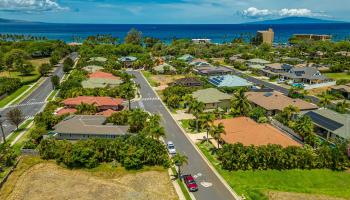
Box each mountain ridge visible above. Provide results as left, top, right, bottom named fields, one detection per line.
left=246, top=17, right=347, bottom=24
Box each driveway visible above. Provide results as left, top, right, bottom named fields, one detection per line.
left=129, top=71, right=238, bottom=200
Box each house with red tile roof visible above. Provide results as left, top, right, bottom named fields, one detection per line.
left=62, top=96, right=124, bottom=111
left=214, top=117, right=301, bottom=147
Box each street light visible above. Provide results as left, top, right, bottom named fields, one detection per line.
left=0, top=114, right=6, bottom=143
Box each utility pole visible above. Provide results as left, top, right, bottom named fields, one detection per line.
left=0, top=115, right=6, bottom=143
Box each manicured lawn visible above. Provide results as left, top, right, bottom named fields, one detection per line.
left=197, top=142, right=350, bottom=200
left=325, top=73, right=350, bottom=80
left=47, top=89, right=59, bottom=101
left=0, top=85, right=30, bottom=108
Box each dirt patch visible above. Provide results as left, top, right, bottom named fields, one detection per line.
left=307, top=86, right=330, bottom=96
left=268, top=191, right=345, bottom=200
left=1, top=162, right=177, bottom=200
left=151, top=75, right=185, bottom=86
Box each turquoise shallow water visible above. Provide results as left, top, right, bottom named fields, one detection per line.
left=1, top=23, right=350, bottom=43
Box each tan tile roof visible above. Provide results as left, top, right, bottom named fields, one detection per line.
left=214, top=117, right=301, bottom=147
left=245, top=91, right=318, bottom=111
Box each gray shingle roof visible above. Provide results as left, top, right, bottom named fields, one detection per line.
left=53, top=115, right=129, bottom=135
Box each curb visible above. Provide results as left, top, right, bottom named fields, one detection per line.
left=138, top=70, right=242, bottom=200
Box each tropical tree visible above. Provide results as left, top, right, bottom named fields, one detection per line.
left=188, top=100, right=205, bottom=132
left=335, top=100, right=350, bottom=114
left=51, top=75, right=60, bottom=89
left=6, top=108, right=24, bottom=130
left=142, top=114, right=165, bottom=140
left=318, top=92, right=332, bottom=108
left=124, top=28, right=143, bottom=45
left=76, top=103, right=98, bottom=115
left=120, top=81, right=137, bottom=110
left=231, top=88, right=251, bottom=116
left=276, top=105, right=300, bottom=125
left=293, top=115, right=314, bottom=138
left=16, top=61, right=35, bottom=76
left=63, top=57, right=74, bottom=73
left=210, top=123, right=226, bottom=149
left=4, top=49, right=29, bottom=76
left=200, top=113, right=215, bottom=142
left=182, top=94, right=193, bottom=109
left=172, top=153, right=188, bottom=179
left=38, top=63, right=52, bottom=76
left=127, top=108, right=149, bottom=133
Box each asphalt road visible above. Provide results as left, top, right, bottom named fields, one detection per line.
left=231, top=69, right=320, bottom=104
left=129, top=71, right=237, bottom=200
left=0, top=52, right=78, bottom=139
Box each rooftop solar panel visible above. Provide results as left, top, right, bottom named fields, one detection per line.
left=305, top=111, right=344, bottom=131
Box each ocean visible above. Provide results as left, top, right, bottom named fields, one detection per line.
left=1, top=23, right=350, bottom=43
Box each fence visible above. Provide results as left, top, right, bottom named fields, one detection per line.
left=270, top=118, right=303, bottom=143
left=304, top=81, right=336, bottom=90
left=21, top=149, right=39, bottom=156
left=0, top=158, right=20, bottom=189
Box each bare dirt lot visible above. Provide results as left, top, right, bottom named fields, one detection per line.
left=268, top=191, right=346, bottom=200
left=0, top=157, right=177, bottom=200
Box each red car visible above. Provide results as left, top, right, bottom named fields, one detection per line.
left=183, top=174, right=198, bottom=192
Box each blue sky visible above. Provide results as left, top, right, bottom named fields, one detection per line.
left=0, top=0, right=350, bottom=24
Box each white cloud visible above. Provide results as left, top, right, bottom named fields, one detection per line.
left=279, top=8, right=325, bottom=17
left=241, top=7, right=328, bottom=19
left=0, top=0, right=67, bottom=12
left=242, top=7, right=272, bottom=18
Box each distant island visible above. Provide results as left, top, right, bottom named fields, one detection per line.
left=247, top=17, right=347, bottom=25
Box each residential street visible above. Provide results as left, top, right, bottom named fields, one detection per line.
left=0, top=52, right=78, bottom=139
left=129, top=71, right=238, bottom=200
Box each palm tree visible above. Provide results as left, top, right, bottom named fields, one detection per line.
left=182, top=94, right=193, bottom=110
left=283, top=105, right=300, bottom=121
left=76, top=103, right=98, bottom=115
left=210, top=123, right=226, bottom=149
left=120, top=81, right=137, bottom=110
left=188, top=100, right=205, bottom=132
left=318, top=92, right=332, bottom=108
left=231, top=88, right=251, bottom=116
left=335, top=100, right=350, bottom=114
left=172, top=153, right=188, bottom=179
left=142, top=114, right=165, bottom=139
left=200, top=113, right=215, bottom=142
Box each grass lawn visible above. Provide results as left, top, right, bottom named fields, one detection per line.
left=0, top=85, right=30, bottom=108
left=171, top=167, right=191, bottom=200
left=197, top=142, right=350, bottom=200
left=0, top=58, right=48, bottom=83
left=142, top=71, right=160, bottom=87
left=47, top=89, right=59, bottom=101
left=325, top=73, right=350, bottom=80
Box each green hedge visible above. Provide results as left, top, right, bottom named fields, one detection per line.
left=38, top=136, right=170, bottom=169
left=217, top=143, right=350, bottom=171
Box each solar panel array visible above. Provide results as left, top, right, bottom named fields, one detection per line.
left=305, top=111, right=344, bottom=131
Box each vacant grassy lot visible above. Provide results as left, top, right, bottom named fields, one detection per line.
left=325, top=73, right=350, bottom=80
left=142, top=71, right=185, bottom=87
left=197, top=142, right=350, bottom=200
left=0, top=156, right=178, bottom=200
left=0, top=58, right=48, bottom=83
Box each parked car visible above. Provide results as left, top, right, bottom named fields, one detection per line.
left=183, top=174, right=198, bottom=192
left=167, top=141, right=176, bottom=155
